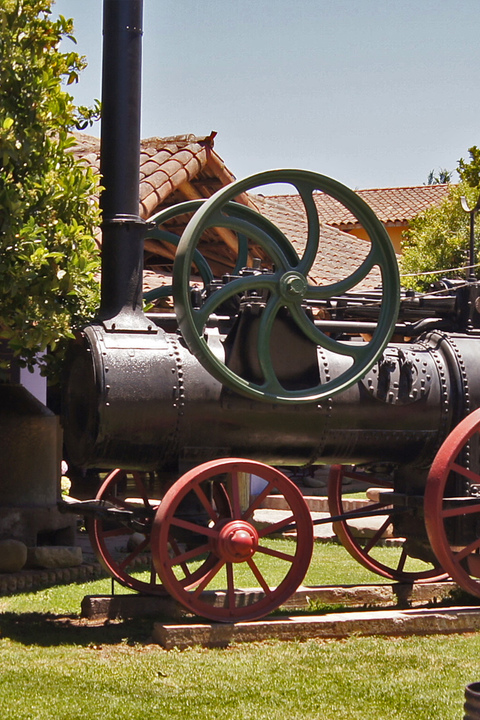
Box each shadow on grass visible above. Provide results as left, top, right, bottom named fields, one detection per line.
left=0, top=611, right=156, bottom=647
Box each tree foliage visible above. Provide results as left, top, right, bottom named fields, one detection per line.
left=401, top=148, right=480, bottom=291
left=0, top=0, right=100, bottom=375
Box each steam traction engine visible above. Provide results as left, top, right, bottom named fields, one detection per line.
left=62, top=0, right=480, bottom=621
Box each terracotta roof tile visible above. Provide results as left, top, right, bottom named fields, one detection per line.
left=269, top=184, right=451, bottom=229
left=71, top=132, right=218, bottom=219
left=253, top=195, right=389, bottom=290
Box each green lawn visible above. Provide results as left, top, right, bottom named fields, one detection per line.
left=0, top=540, right=478, bottom=719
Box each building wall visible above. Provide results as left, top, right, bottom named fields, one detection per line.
left=345, top=225, right=406, bottom=254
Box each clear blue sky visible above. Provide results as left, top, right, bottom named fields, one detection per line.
left=53, top=0, right=480, bottom=190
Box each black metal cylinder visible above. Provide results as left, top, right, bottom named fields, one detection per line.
left=464, top=682, right=480, bottom=720
left=99, top=0, right=145, bottom=319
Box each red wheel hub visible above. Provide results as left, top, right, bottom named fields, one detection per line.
left=216, top=521, right=258, bottom=563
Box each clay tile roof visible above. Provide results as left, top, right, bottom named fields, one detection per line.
left=253, top=195, right=388, bottom=290
left=269, top=184, right=452, bottom=229
left=71, top=131, right=232, bottom=220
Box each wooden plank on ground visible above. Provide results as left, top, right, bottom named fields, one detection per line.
left=153, top=606, right=480, bottom=649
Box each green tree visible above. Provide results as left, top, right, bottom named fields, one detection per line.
left=401, top=149, right=480, bottom=291
left=0, top=0, right=100, bottom=376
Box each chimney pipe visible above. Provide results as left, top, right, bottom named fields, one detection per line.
left=98, top=0, right=150, bottom=331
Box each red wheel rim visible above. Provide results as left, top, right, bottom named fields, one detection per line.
left=151, top=458, right=313, bottom=622
left=425, top=409, right=480, bottom=597
left=328, top=465, right=446, bottom=582
left=88, top=469, right=165, bottom=594
left=89, top=469, right=228, bottom=594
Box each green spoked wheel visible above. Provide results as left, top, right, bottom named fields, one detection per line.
left=173, top=169, right=400, bottom=404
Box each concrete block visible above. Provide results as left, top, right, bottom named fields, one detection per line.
left=26, top=545, right=83, bottom=569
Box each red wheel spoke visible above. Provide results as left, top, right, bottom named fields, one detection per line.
left=247, top=557, right=272, bottom=595
left=363, top=516, right=392, bottom=553
left=449, top=462, right=480, bottom=485
left=119, top=536, right=149, bottom=570
left=330, top=464, right=446, bottom=582
left=226, top=563, right=236, bottom=610
left=454, top=537, right=480, bottom=563
left=151, top=459, right=313, bottom=621
left=258, top=514, right=296, bottom=538
left=168, top=542, right=212, bottom=567
left=89, top=469, right=166, bottom=596
left=133, top=473, right=152, bottom=508
left=170, top=517, right=218, bottom=538
left=395, top=546, right=408, bottom=573
left=193, top=483, right=219, bottom=523
left=192, top=559, right=225, bottom=598
left=230, top=470, right=242, bottom=519
left=242, top=481, right=275, bottom=521
left=257, top=544, right=295, bottom=563
left=167, top=536, right=193, bottom=578
left=441, top=500, right=480, bottom=519
left=424, top=408, right=480, bottom=598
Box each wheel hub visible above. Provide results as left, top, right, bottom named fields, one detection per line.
left=279, top=271, right=308, bottom=302
left=216, top=520, right=259, bottom=563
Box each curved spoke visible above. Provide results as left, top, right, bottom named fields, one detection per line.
left=192, top=273, right=278, bottom=333
left=223, top=204, right=300, bottom=267
left=294, top=181, right=320, bottom=275
left=256, top=295, right=285, bottom=389
left=289, top=302, right=372, bottom=360
left=206, top=210, right=294, bottom=271
left=305, top=245, right=378, bottom=300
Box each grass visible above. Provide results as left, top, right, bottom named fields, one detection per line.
left=0, top=542, right=478, bottom=719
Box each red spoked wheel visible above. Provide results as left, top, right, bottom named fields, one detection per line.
left=328, top=465, right=446, bottom=582
left=151, top=458, right=313, bottom=622
left=88, top=469, right=164, bottom=594
left=425, top=409, right=480, bottom=598
left=89, top=469, right=229, bottom=595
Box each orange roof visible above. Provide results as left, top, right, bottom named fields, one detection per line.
left=73, top=132, right=396, bottom=293
left=71, top=131, right=237, bottom=219
left=253, top=195, right=387, bottom=290
left=269, top=184, right=452, bottom=229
